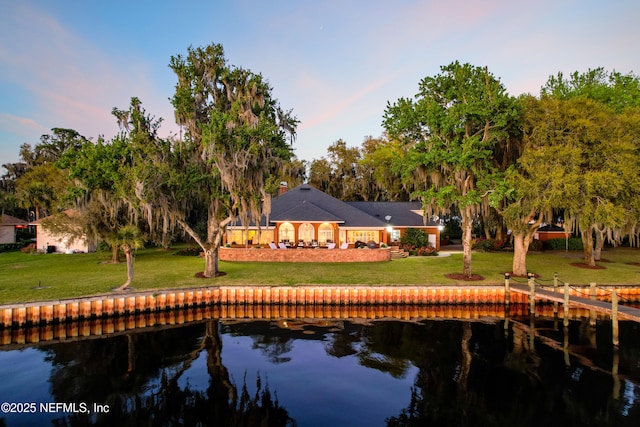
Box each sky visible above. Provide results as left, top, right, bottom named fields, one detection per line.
left=1, top=0, right=639, bottom=172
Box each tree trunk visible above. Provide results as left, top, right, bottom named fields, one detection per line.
left=111, top=244, right=121, bottom=263
left=594, top=227, right=606, bottom=261
left=581, top=226, right=596, bottom=267
left=495, top=225, right=507, bottom=244
left=461, top=208, right=473, bottom=277
left=511, top=233, right=529, bottom=277
left=175, top=214, right=228, bottom=278
left=161, top=210, right=172, bottom=250
left=203, top=247, right=219, bottom=278
left=115, top=245, right=134, bottom=291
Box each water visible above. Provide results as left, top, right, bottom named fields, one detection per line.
left=1, top=307, right=640, bottom=426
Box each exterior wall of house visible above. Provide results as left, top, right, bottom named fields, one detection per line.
left=535, top=231, right=569, bottom=242
left=226, top=224, right=442, bottom=250
left=219, top=247, right=391, bottom=262
left=227, top=229, right=274, bottom=245
left=274, top=222, right=341, bottom=246
left=0, top=226, right=15, bottom=244
left=36, top=225, right=95, bottom=253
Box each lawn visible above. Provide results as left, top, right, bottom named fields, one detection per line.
left=0, top=246, right=638, bottom=305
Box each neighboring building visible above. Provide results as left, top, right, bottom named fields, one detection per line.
left=225, top=184, right=441, bottom=250
left=0, top=214, right=28, bottom=244
left=34, top=210, right=97, bottom=253
left=535, top=224, right=569, bottom=242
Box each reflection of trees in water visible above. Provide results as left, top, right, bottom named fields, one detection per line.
left=250, top=335, right=293, bottom=364
left=42, top=320, right=295, bottom=426
left=36, top=317, right=640, bottom=426
left=385, top=320, right=640, bottom=427
left=324, top=322, right=413, bottom=379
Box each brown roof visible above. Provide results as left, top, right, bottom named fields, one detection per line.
left=0, top=214, right=28, bottom=226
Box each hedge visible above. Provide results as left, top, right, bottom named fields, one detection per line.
left=544, top=237, right=584, bottom=251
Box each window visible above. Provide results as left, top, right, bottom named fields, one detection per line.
left=391, top=229, right=401, bottom=242
left=318, top=223, right=333, bottom=245
left=299, top=223, right=314, bottom=244
left=278, top=222, right=294, bottom=243
left=227, top=229, right=274, bottom=245
left=348, top=230, right=378, bottom=243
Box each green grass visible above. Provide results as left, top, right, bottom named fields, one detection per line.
left=0, top=246, right=638, bottom=304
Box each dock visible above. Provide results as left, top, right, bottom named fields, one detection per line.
left=509, top=284, right=640, bottom=322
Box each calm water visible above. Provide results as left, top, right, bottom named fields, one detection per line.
left=1, top=307, right=640, bottom=426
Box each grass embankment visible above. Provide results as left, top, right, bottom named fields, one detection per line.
left=0, top=246, right=638, bottom=305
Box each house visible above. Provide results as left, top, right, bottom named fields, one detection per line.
left=34, top=210, right=97, bottom=253
left=0, top=214, right=28, bottom=244
left=534, top=224, right=570, bottom=242
left=225, top=183, right=441, bottom=250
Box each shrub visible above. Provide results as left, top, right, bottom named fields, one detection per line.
left=544, top=237, right=583, bottom=251
left=415, top=246, right=438, bottom=256
left=0, top=242, right=27, bottom=253
left=401, top=228, right=430, bottom=248
left=528, top=239, right=543, bottom=252
left=471, top=238, right=505, bottom=252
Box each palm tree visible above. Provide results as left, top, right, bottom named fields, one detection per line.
left=113, top=225, right=145, bottom=291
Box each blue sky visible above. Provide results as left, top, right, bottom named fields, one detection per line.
left=2, top=0, right=639, bottom=171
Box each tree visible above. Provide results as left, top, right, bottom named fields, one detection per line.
left=58, top=137, right=136, bottom=263
left=8, top=129, right=86, bottom=221
left=384, top=61, right=519, bottom=278
left=113, top=225, right=145, bottom=291
left=359, top=135, right=412, bottom=201
left=113, top=98, right=178, bottom=250
left=541, top=69, right=640, bottom=264
left=308, top=157, right=333, bottom=194
left=138, top=42, right=297, bottom=278
left=15, top=162, right=68, bottom=220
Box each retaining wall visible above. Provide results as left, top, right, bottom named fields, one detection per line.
left=1, top=285, right=639, bottom=329
left=219, top=247, right=391, bottom=262
left=1, top=303, right=608, bottom=348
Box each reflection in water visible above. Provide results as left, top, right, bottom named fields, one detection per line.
left=0, top=310, right=639, bottom=426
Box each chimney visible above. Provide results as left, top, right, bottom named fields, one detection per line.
left=279, top=181, right=288, bottom=195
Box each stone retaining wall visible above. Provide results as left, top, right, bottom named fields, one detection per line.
left=219, top=247, right=391, bottom=262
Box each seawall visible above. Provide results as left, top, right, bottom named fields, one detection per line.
left=2, top=284, right=639, bottom=328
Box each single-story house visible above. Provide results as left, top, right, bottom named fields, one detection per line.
left=534, top=224, right=570, bottom=242
left=0, top=214, right=28, bottom=244
left=34, top=210, right=97, bottom=253
left=225, top=183, right=442, bottom=250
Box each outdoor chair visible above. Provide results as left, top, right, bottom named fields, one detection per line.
left=278, top=242, right=288, bottom=249
left=269, top=242, right=278, bottom=249
left=339, top=242, right=349, bottom=249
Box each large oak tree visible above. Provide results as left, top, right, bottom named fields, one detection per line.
left=384, top=62, right=519, bottom=278
left=135, top=43, right=297, bottom=278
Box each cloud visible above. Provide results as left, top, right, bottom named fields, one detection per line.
left=0, top=113, right=49, bottom=136
left=0, top=3, right=168, bottom=143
